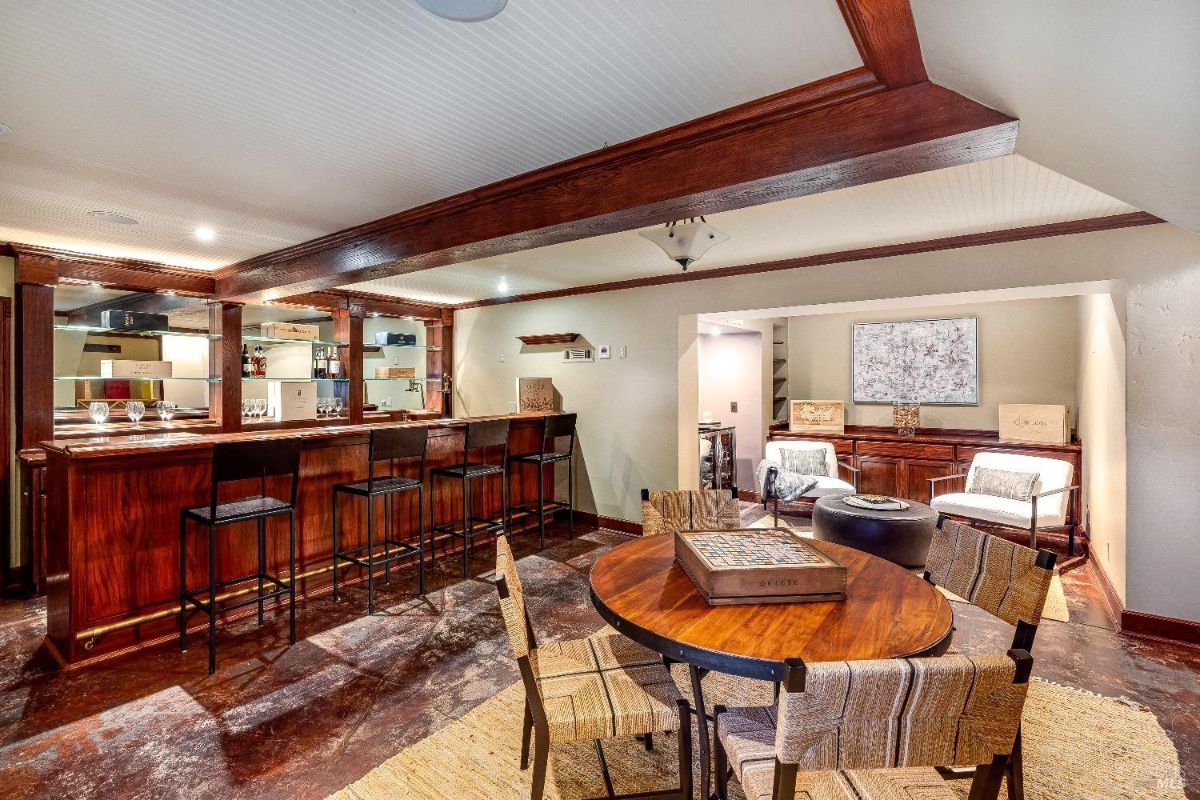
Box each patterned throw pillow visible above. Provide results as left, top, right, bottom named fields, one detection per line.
left=779, top=446, right=828, bottom=477
left=968, top=467, right=1040, bottom=502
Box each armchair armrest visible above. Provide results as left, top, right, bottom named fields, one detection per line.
left=927, top=472, right=969, bottom=503
left=836, top=460, right=859, bottom=492
left=1032, top=483, right=1080, bottom=500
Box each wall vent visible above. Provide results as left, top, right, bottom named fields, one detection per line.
left=562, top=348, right=594, bottom=363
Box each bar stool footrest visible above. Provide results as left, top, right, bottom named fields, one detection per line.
left=334, top=541, right=422, bottom=569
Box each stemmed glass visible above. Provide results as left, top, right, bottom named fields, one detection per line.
left=126, top=401, right=146, bottom=427
left=316, top=398, right=330, bottom=418
left=156, top=401, right=177, bottom=422
left=333, top=397, right=344, bottom=418
left=88, top=401, right=110, bottom=426
left=256, top=399, right=269, bottom=419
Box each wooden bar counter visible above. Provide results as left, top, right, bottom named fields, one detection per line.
left=40, top=413, right=550, bottom=666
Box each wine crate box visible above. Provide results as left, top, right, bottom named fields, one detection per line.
left=998, top=404, right=1071, bottom=445
left=100, top=360, right=173, bottom=378
left=789, top=400, right=845, bottom=434
left=100, top=310, right=169, bottom=331
left=260, top=322, right=320, bottom=341
left=268, top=380, right=318, bottom=421
left=374, top=366, right=416, bottom=378
left=374, top=332, right=418, bottom=346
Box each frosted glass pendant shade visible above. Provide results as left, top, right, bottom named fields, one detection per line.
left=639, top=220, right=730, bottom=270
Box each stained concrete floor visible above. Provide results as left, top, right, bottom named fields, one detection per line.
left=1, top=517, right=1198, bottom=799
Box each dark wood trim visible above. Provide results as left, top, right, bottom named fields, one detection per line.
left=65, top=291, right=209, bottom=325
left=208, top=302, right=242, bottom=433
left=8, top=243, right=214, bottom=296
left=571, top=510, right=641, bottom=537
left=1121, top=610, right=1200, bottom=648
left=16, top=283, right=54, bottom=449
left=1089, top=556, right=1125, bottom=631
left=837, top=0, right=927, bottom=87
left=455, top=212, right=1164, bottom=309
left=516, top=333, right=580, bottom=346
left=333, top=309, right=365, bottom=425
left=0, top=298, right=12, bottom=593
left=216, top=80, right=1015, bottom=300
left=274, top=289, right=443, bottom=321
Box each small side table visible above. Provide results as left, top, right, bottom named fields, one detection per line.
left=812, top=494, right=938, bottom=568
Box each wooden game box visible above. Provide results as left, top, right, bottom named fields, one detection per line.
left=673, top=528, right=847, bottom=606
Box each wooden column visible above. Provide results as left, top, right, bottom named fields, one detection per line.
left=425, top=309, right=454, bottom=418
left=334, top=308, right=364, bottom=424
left=208, top=302, right=242, bottom=432
left=15, top=254, right=57, bottom=450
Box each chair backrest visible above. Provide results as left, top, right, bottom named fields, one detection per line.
left=210, top=438, right=303, bottom=513
left=775, top=650, right=1030, bottom=775
left=764, top=440, right=837, bottom=477
left=542, top=412, right=577, bottom=454
left=367, top=425, right=428, bottom=487
left=926, top=519, right=1055, bottom=639
left=465, top=418, right=511, bottom=450
left=640, top=489, right=740, bottom=537
left=967, top=451, right=1074, bottom=519
left=495, top=535, right=533, bottom=658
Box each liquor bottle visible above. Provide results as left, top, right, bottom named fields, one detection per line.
left=242, top=344, right=252, bottom=378
left=253, top=345, right=266, bottom=377
left=315, top=347, right=328, bottom=379
left=328, top=347, right=342, bottom=378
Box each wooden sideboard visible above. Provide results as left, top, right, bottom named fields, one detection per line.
left=767, top=424, right=1083, bottom=531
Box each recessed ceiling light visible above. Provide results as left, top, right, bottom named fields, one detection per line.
left=88, top=210, right=139, bottom=225
left=416, top=0, right=507, bottom=22
left=497, top=277, right=510, bottom=294
left=0, top=123, right=13, bottom=138
left=194, top=226, right=216, bottom=242
left=371, top=312, right=381, bottom=318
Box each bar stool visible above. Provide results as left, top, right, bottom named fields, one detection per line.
left=430, top=418, right=510, bottom=577
left=179, top=438, right=302, bottom=674
left=507, top=412, right=577, bottom=549
left=331, top=425, right=428, bottom=613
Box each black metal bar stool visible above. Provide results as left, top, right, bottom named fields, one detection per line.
left=179, top=438, right=302, bottom=674
left=429, top=418, right=510, bottom=577
left=506, top=412, right=577, bottom=549
left=331, top=425, right=429, bottom=613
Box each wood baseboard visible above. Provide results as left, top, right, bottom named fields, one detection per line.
left=1120, top=610, right=1200, bottom=648
left=570, top=510, right=641, bottom=536
left=1088, top=557, right=1125, bottom=630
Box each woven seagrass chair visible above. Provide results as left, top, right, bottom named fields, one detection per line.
left=495, top=535, right=693, bottom=800
left=922, top=517, right=1056, bottom=800
left=640, top=488, right=741, bottom=537
left=713, top=649, right=1033, bottom=800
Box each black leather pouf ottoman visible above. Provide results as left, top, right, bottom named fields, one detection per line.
left=811, top=494, right=938, bottom=568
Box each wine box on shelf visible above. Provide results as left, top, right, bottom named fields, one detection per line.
left=673, top=528, right=847, bottom=606
left=100, top=310, right=169, bottom=331
left=99, top=360, right=174, bottom=378
left=374, top=366, right=416, bottom=379
left=260, top=322, right=320, bottom=341
left=998, top=403, right=1071, bottom=445
left=267, top=380, right=317, bottom=421
left=374, top=332, right=417, bottom=346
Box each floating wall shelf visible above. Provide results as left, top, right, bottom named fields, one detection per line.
left=516, top=333, right=580, bottom=346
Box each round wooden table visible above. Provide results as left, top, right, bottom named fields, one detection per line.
left=589, top=533, right=954, bottom=800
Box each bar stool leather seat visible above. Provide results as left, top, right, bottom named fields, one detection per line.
left=434, top=462, right=505, bottom=478
left=336, top=475, right=423, bottom=496
left=183, top=496, right=293, bottom=524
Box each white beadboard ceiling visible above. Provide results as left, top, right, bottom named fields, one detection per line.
left=0, top=0, right=860, bottom=270
left=346, top=154, right=1141, bottom=304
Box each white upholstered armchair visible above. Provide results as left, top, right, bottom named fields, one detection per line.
left=762, top=439, right=859, bottom=524
left=929, top=451, right=1080, bottom=555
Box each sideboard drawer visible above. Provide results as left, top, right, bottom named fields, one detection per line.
left=856, top=440, right=955, bottom=461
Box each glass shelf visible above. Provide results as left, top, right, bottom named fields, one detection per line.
left=55, top=375, right=221, bottom=382
left=365, top=343, right=441, bottom=351
left=364, top=377, right=442, bottom=382
left=243, top=335, right=349, bottom=347
left=54, top=323, right=219, bottom=339
left=240, top=376, right=350, bottom=382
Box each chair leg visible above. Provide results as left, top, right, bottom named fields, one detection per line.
left=384, top=492, right=392, bottom=586
left=207, top=522, right=217, bottom=675
left=1029, top=522, right=1037, bottom=550
left=1068, top=523, right=1076, bottom=557
left=530, top=729, right=550, bottom=800
left=714, top=704, right=729, bottom=800
left=257, top=517, right=265, bottom=626
left=179, top=515, right=188, bottom=652
left=501, top=465, right=509, bottom=536
left=967, top=754, right=1008, bottom=800
left=417, top=485, right=426, bottom=596
left=678, top=699, right=693, bottom=800
left=288, top=511, right=297, bottom=645
left=520, top=700, right=533, bottom=770
left=1006, top=727, right=1025, bottom=800
left=429, top=477, right=437, bottom=568
left=367, top=492, right=376, bottom=614
left=536, top=463, right=545, bottom=551
left=462, top=477, right=471, bottom=578
left=643, top=731, right=653, bottom=751
left=567, top=458, right=574, bottom=540
left=331, top=492, right=341, bottom=602
left=690, top=665, right=711, bottom=800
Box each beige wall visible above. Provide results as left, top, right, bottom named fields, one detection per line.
left=699, top=331, right=762, bottom=488
left=455, top=222, right=1200, bottom=622
left=786, top=297, right=1079, bottom=430
left=1076, top=289, right=1128, bottom=602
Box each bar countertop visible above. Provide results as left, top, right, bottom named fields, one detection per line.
left=39, top=412, right=547, bottom=460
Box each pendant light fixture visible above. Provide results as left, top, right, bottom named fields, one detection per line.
left=639, top=217, right=729, bottom=271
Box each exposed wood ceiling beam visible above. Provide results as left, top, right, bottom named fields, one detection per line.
left=454, top=213, right=1164, bottom=310
left=64, top=292, right=207, bottom=324
left=8, top=243, right=216, bottom=295
left=836, top=0, right=927, bottom=87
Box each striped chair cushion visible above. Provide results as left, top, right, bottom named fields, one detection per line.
left=539, top=663, right=682, bottom=744
left=779, top=447, right=829, bottom=477
left=967, top=466, right=1040, bottom=502
left=926, top=519, right=1053, bottom=626
left=641, top=489, right=740, bottom=537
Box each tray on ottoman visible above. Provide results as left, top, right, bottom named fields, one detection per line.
left=673, top=528, right=847, bottom=606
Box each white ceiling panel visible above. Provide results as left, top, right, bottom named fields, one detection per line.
left=0, top=0, right=860, bottom=269
left=347, top=154, right=1141, bottom=304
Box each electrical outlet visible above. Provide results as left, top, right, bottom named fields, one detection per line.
left=507, top=401, right=517, bottom=413
left=499, top=352, right=505, bottom=363
left=730, top=401, right=738, bottom=413
left=617, top=345, right=627, bottom=359
left=598, top=344, right=611, bottom=359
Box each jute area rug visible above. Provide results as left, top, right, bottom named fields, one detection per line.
left=331, top=665, right=1185, bottom=800
left=747, top=515, right=1070, bottom=623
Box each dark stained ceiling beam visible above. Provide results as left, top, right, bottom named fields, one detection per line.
left=64, top=291, right=208, bottom=325
left=837, top=0, right=928, bottom=87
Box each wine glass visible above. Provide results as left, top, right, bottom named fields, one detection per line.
left=317, top=398, right=329, bottom=418
left=333, top=397, right=344, bottom=417
left=156, top=401, right=177, bottom=422
left=88, top=401, right=110, bottom=426
left=126, top=401, right=145, bottom=427
left=242, top=399, right=253, bottom=420
left=256, top=398, right=269, bottom=419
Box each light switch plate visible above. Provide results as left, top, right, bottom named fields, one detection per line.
left=730, top=401, right=738, bottom=413
left=598, top=344, right=611, bottom=359
left=499, top=353, right=506, bottom=363
left=507, top=401, right=517, bottom=413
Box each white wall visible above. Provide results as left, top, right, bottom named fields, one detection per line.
left=455, top=222, right=1200, bottom=622
left=1076, top=289, right=1128, bottom=602
left=785, top=297, right=1078, bottom=430
left=698, top=331, right=762, bottom=488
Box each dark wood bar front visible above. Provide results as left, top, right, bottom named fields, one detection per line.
left=41, top=413, right=551, bottom=666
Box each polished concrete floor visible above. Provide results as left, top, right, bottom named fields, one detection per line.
left=1, top=516, right=1198, bottom=799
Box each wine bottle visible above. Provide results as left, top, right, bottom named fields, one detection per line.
left=253, top=345, right=265, bottom=377
left=242, top=344, right=252, bottom=378
left=315, top=347, right=328, bottom=379
left=328, top=347, right=341, bottom=377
